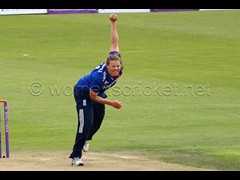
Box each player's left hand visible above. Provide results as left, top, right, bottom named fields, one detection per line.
left=109, top=14, right=117, bottom=22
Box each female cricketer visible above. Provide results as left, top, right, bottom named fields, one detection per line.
left=69, top=14, right=123, bottom=166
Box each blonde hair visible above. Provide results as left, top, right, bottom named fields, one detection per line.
left=106, top=54, right=124, bottom=70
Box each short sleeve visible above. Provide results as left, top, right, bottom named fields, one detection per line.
left=109, top=51, right=120, bottom=55
left=90, top=79, right=102, bottom=93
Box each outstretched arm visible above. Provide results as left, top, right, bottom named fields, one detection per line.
left=88, top=14, right=123, bottom=110
left=109, top=14, right=119, bottom=52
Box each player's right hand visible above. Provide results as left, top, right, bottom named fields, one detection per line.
left=112, top=100, right=122, bottom=109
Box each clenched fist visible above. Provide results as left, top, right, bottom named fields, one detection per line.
left=109, top=14, right=117, bottom=22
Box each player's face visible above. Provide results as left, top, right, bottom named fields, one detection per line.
left=106, top=60, right=121, bottom=77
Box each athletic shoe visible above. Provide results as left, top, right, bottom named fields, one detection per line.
left=83, top=141, right=90, bottom=152
left=72, top=157, right=84, bottom=166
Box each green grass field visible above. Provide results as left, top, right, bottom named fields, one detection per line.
left=0, top=10, right=240, bottom=170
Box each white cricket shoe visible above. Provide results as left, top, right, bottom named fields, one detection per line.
left=83, top=141, right=90, bottom=152
left=72, top=157, right=84, bottom=166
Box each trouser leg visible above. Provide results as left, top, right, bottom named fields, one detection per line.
left=87, top=101, right=105, bottom=141
left=69, top=88, right=93, bottom=159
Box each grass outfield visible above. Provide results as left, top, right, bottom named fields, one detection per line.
left=0, top=10, right=240, bottom=170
